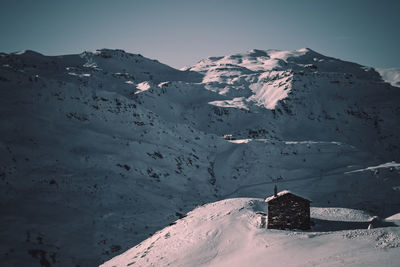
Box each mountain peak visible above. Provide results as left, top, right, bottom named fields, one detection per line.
left=10, top=50, right=45, bottom=58
left=80, top=48, right=145, bottom=59
left=247, top=49, right=269, bottom=57
left=297, top=47, right=312, bottom=52
left=12, top=49, right=42, bottom=55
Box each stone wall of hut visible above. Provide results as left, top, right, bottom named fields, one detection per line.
left=267, top=194, right=310, bottom=230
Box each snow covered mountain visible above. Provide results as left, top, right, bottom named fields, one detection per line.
left=0, top=48, right=399, bottom=267
left=184, top=48, right=380, bottom=109
left=184, top=48, right=400, bottom=159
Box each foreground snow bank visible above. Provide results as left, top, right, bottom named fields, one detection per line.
left=101, top=198, right=400, bottom=267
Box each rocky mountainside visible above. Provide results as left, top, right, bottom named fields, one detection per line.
left=0, top=48, right=399, bottom=266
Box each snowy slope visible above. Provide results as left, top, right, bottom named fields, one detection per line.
left=0, top=48, right=399, bottom=267
left=102, top=198, right=400, bottom=267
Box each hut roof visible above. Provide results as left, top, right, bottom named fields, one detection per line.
left=265, top=190, right=311, bottom=203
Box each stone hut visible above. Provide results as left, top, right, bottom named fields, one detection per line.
left=265, top=189, right=311, bottom=230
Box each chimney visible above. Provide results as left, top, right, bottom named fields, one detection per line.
left=274, top=184, right=278, bottom=197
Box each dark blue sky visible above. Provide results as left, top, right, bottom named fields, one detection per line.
left=1, top=0, right=399, bottom=68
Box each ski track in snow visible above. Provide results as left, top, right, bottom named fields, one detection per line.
left=345, top=161, right=400, bottom=174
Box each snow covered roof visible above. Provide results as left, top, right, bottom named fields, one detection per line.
left=265, top=190, right=310, bottom=203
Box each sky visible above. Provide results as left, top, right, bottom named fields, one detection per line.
left=0, top=0, right=399, bottom=69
